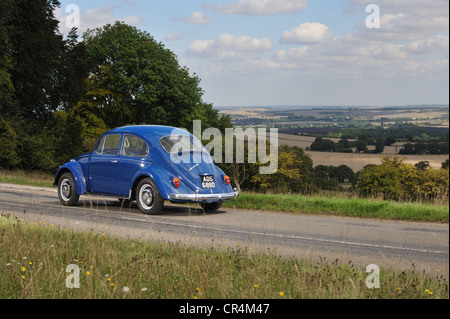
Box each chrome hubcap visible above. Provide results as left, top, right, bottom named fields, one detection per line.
left=139, top=184, right=154, bottom=210
left=60, top=179, right=71, bottom=201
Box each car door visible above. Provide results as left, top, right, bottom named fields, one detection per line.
left=116, top=134, right=150, bottom=196
left=88, top=134, right=122, bottom=194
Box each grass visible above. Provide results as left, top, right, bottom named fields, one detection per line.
left=0, top=169, right=54, bottom=188
left=0, top=216, right=448, bottom=299
left=1, top=169, right=448, bottom=222
left=223, top=193, right=449, bottom=223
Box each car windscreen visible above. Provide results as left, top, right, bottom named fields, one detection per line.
left=160, top=135, right=205, bottom=154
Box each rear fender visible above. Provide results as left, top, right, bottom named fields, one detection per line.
left=54, top=160, right=88, bottom=196
left=131, top=164, right=186, bottom=200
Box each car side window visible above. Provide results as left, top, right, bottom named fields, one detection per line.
left=94, top=134, right=122, bottom=156
left=121, top=135, right=149, bottom=157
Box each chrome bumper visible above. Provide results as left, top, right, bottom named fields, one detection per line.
left=170, top=189, right=239, bottom=202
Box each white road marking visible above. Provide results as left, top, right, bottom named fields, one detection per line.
left=118, top=216, right=447, bottom=255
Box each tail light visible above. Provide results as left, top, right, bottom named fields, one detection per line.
left=173, top=177, right=180, bottom=188
left=224, top=175, right=231, bottom=185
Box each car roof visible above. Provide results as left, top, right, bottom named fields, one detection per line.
left=105, top=125, right=191, bottom=145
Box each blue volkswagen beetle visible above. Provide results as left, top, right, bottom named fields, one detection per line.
left=54, top=125, right=239, bottom=214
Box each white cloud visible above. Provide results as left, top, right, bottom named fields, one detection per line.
left=187, top=12, right=211, bottom=24
left=408, top=35, right=449, bottom=55
left=207, top=0, right=308, bottom=16
left=187, top=33, right=273, bottom=59
left=164, top=32, right=188, bottom=41
left=56, top=6, right=146, bottom=36
left=280, top=23, right=332, bottom=43
left=368, top=43, right=408, bottom=60
left=348, top=0, right=449, bottom=17
left=274, top=47, right=309, bottom=62
left=348, top=0, right=448, bottom=42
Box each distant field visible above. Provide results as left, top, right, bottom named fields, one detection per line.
left=278, top=133, right=449, bottom=172
left=306, top=151, right=448, bottom=172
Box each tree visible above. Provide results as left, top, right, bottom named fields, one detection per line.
left=335, top=165, right=355, bottom=183
left=82, top=22, right=205, bottom=129
left=3, top=0, right=65, bottom=127
left=310, top=137, right=336, bottom=152
left=374, top=137, right=385, bottom=153
left=188, top=103, right=232, bottom=134
left=0, top=0, right=16, bottom=119
left=0, top=118, right=20, bottom=168
left=355, top=140, right=368, bottom=153
left=251, top=145, right=317, bottom=194
left=385, top=136, right=396, bottom=146
left=355, top=157, right=419, bottom=201
left=415, top=161, right=430, bottom=171
left=57, top=29, right=90, bottom=112
left=313, top=164, right=355, bottom=190
left=314, top=165, right=339, bottom=190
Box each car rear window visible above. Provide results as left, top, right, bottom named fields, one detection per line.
left=160, top=135, right=204, bottom=153
left=121, top=135, right=149, bottom=157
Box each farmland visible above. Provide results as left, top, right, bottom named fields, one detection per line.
left=220, top=105, right=449, bottom=172
left=278, top=133, right=448, bottom=172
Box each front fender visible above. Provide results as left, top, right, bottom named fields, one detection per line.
left=54, top=160, right=88, bottom=196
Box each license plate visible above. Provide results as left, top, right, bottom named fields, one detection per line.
left=201, top=175, right=215, bottom=189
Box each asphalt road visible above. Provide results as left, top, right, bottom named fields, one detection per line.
left=0, top=183, right=448, bottom=277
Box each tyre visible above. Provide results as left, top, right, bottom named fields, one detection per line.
left=201, top=201, right=223, bottom=212
left=136, top=178, right=164, bottom=215
left=58, top=172, right=80, bottom=206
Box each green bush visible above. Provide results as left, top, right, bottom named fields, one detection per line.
left=355, top=157, right=449, bottom=202
left=0, top=118, right=20, bottom=169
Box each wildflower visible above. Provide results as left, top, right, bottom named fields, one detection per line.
left=254, top=284, right=258, bottom=288
left=21, top=276, right=25, bottom=280
left=123, top=287, right=130, bottom=293
left=193, top=296, right=198, bottom=299
left=141, top=288, right=148, bottom=292
left=21, top=267, right=26, bottom=272
left=110, top=283, right=115, bottom=287
left=196, top=288, right=200, bottom=291
left=86, top=271, right=91, bottom=276
left=279, top=292, right=284, bottom=297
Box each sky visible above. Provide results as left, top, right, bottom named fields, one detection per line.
left=55, top=0, right=449, bottom=107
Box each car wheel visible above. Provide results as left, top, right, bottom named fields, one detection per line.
left=201, top=201, right=223, bottom=212
left=136, top=178, right=164, bottom=215
left=58, top=172, right=80, bottom=206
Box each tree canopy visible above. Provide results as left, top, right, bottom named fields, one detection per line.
left=0, top=2, right=230, bottom=173
left=81, top=22, right=205, bottom=129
